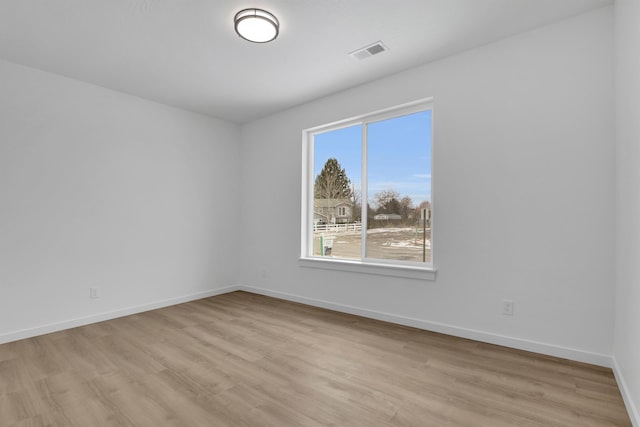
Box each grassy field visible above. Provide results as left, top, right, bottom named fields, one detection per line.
left=314, top=227, right=431, bottom=263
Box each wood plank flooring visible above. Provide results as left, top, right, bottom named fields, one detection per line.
left=0, top=291, right=632, bottom=426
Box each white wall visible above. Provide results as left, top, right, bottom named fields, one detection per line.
left=0, top=59, right=241, bottom=342
left=614, top=0, right=640, bottom=424
left=239, top=7, right=615, bottom=365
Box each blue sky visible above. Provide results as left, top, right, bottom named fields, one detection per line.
left=313, top=110, right=432, bottom=208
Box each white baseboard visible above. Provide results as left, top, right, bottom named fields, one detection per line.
left=613, top=357, right=640, bottom=427
left=2, top=284, right=629, bottom=421
left=237, top=284, right=613, bottom=368
left=0, top=283, right=613, bottom=369
left=0, top=285, right=241, bottom=345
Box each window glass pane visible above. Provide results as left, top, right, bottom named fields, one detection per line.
left=312, top=125, right=362, bottom=259
left=366, top=110, right=432, bottom=263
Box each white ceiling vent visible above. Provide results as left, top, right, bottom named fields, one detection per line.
left=349, top=41, right=389, bottom=61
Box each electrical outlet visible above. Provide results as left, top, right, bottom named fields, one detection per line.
left=90, top=287, right=100, bottom=299
left=502, top=299, right=514, bottom=316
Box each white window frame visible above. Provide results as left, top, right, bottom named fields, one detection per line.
left=300, top=98, right=436, bottom=280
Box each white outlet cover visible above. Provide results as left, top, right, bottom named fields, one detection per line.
left=502, top=300, right=514, bottom=315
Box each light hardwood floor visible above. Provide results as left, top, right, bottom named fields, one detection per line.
left=0, top=291, right=632, bottom=426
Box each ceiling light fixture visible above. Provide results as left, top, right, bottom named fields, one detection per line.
left=234, top=8, right=279, bottom=43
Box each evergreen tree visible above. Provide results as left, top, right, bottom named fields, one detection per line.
left=314, top=158, right=352, bottom=200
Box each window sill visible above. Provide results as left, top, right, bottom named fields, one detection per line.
left=298, top=257, right=436, bottom=281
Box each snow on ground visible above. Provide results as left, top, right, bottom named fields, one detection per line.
left=365, top=227, right=416, bottom=234
left=322, top=227, right=431, bottom=249
left=388, top=240, right=431, bottom=249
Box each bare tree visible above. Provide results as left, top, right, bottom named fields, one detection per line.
left=372, top=189, right=401, bottom=213
left=399, top=196, right=414, bottom=220
left=350, top=184, right=362, bottom=222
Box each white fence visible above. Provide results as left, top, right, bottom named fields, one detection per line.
left=313, top=222, right=362, bottom=233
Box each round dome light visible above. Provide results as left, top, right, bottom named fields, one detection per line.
left=234, top=8, right=279, bottom=43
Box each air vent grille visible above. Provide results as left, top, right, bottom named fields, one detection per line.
left=349, top=41, right=388, bottom=61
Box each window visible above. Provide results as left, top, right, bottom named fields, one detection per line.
left=301, top=99, right=434, bottom=279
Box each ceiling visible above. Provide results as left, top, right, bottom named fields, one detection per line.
left=0, top=0, right=612, bottom=124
